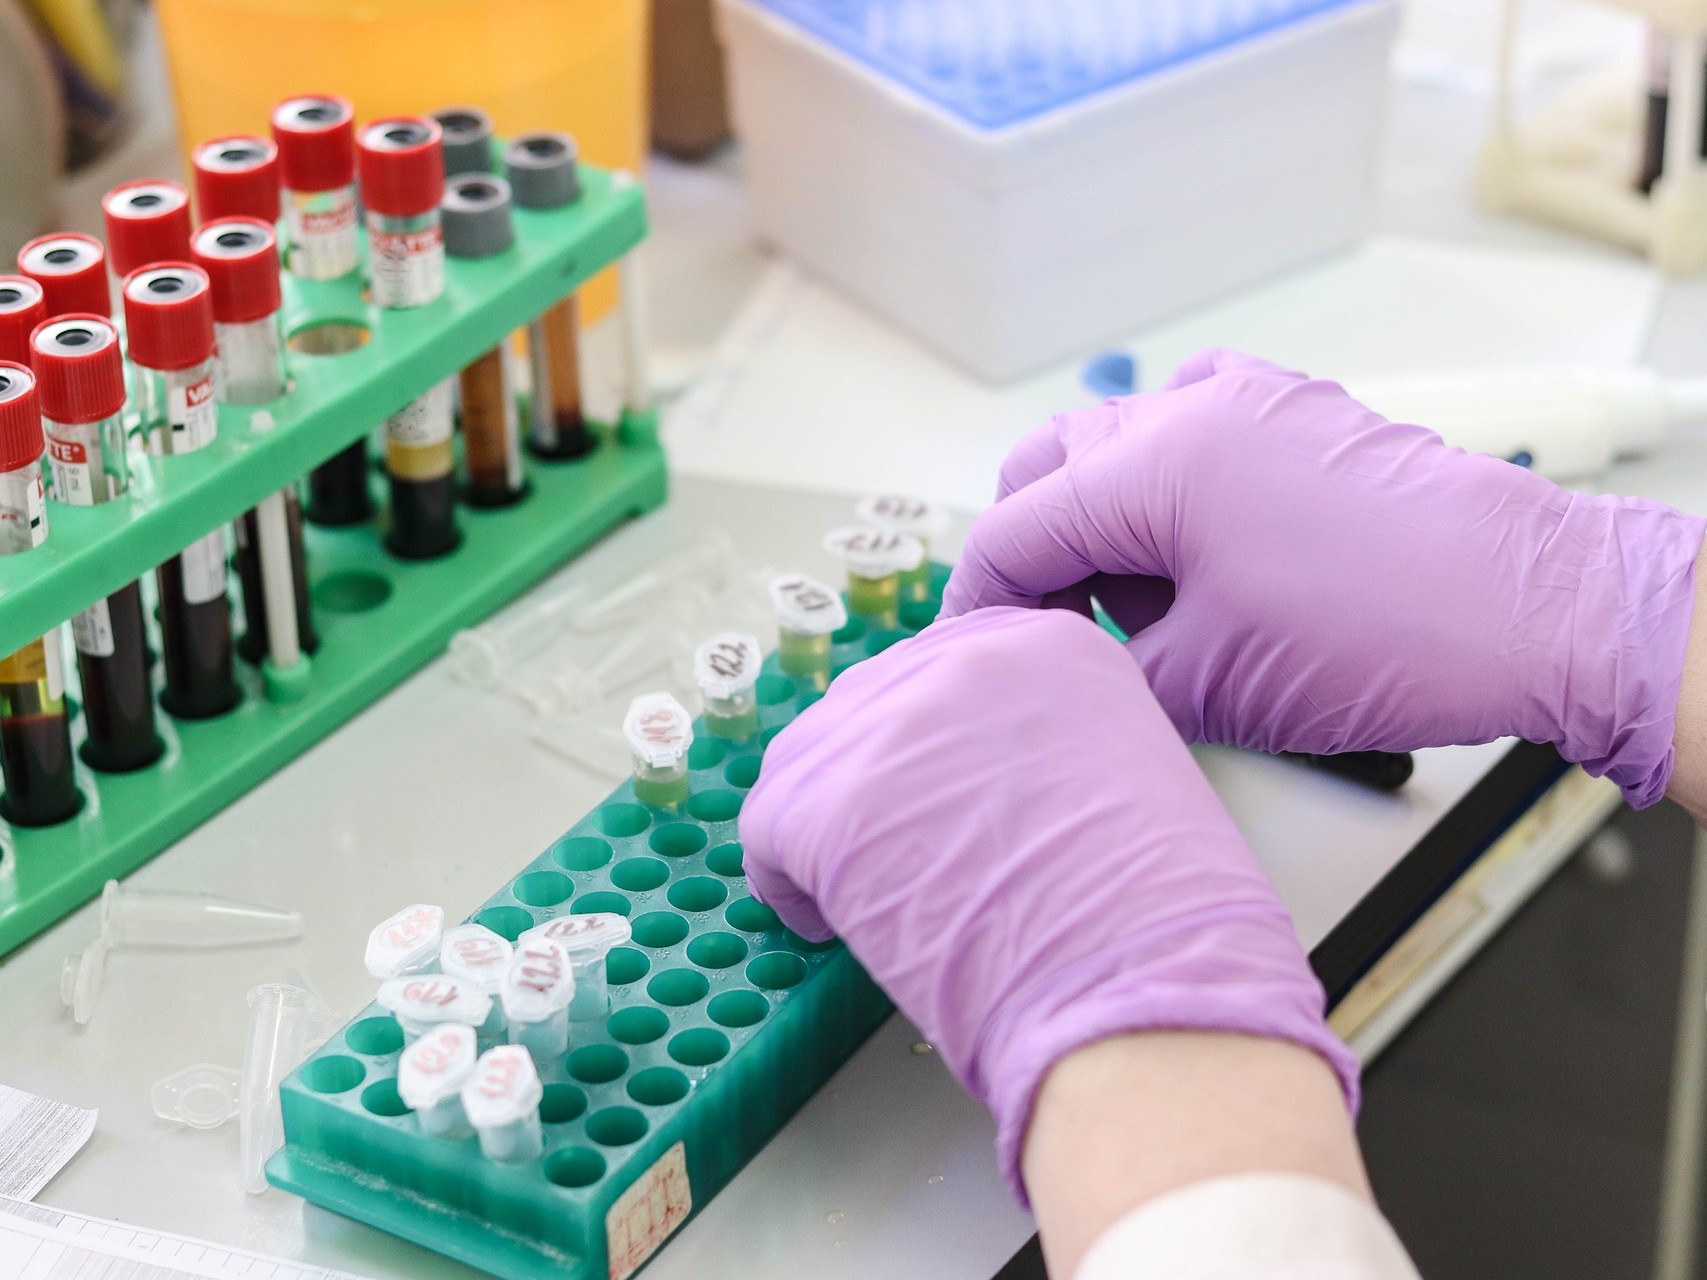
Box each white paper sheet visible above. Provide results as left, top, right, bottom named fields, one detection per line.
left=0, top=1085, right=95, bottom=1201
left=0, top=1196, right=373, bottom=1279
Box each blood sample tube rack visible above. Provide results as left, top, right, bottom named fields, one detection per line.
left=0, top=164, right=664, bottom=956
left=268, top=572, right=947, bottom=1280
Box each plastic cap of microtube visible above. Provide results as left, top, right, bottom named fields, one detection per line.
left=364, top=903, right=445, bottom=979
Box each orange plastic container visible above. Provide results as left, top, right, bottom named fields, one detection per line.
left=155, top=0, right=648, bottom=320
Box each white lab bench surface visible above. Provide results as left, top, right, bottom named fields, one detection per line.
left=8, top=4, right=1707, bottom=1276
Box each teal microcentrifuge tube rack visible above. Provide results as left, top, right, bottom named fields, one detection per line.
left=268, top=574, right=948, bottom=1280
left=0, top=165, right=665, bottom=958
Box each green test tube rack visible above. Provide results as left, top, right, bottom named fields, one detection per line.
left=0, top=165, right=665, bottom=958
left=268, top=577, right=948, bottom=1280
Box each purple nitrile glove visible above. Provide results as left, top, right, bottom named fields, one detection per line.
left=738, top=606, right=1357, bottom=1199
left=941, top=349, right=1707, bottom=808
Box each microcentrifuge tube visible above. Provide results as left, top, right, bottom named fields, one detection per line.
left=123, top=264, right=241, bottom=722
left=442, top=174, right=525, bottom=508
left=440, top=922, right=513, bottom=1041
left=463, top=1045, right=544, bottom=1163
left=377, top=975, right=494, bottom=1042
left=523, top=912, right=632, bottom=1022
left=0, top=363, right=77, bottom=827
left=241, top=982, right=333, bottom=1194
left=624, top=691, right=694, bottom=810
left=770, top=574, right=848, bottom=692
left=501, top=936, right=575, bottom=1062
left=399, top=1022, right=478, bottom=1139
left=824, top=526, right=924, bottom=627
left=101, top=878, right=304, bottom=949
left=694, top=631, right=763, bottom=741
left=505, top=132, right=593, bottom=461
left=570, top=531, right=740, bottom=634
left=856, top=494, right=950, bottom=602
left=30, top=313, right=162, bottom=772
left=365, top=903, right=446, bottom=980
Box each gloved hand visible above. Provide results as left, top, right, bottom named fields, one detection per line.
left=941, top=350, right=1707, bottom=807
left=738, top=607, right=1357, bottom=1197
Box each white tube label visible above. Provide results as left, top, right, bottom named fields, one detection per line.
left=71, top=599, right=114, bottom=658
left=46, top=435, right=102, bottom=506
left=179, top=530, right=228, bottom=606
left=0, top=468, right=46, bottom=554
left=367, top=218, right=445, bottom=310
left=285, top=186, right=359, bottom=281
left=166, top=369, right=218, bottom=454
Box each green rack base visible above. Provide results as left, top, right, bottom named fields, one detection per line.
left=0, top=425, right=666, bottom=956
left=268, top=574, right=948, bottom=1280
left=0, top=160, right=657, bottom=956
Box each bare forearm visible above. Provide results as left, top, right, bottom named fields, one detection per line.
left=1022, top=1032, right=1372, bottom=1279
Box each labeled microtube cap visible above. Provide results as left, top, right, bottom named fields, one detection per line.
left=439, top=922, right=513, bottom=993
left=398, top=1022, right=478, bottom=1110
left=856, top=493, right=951, bottom=541
left=504, top=132, right=581, bottom=210
left=694, top=631, right=763, bottom=701
left=500, top=937, right=575, bottom=1023
left=462, top=1044, right=543, bottom=1129
left=522, top=911, right=632, bottom=959
left=440, top=174, right=514, bottom=259
left=365, top=903, right=445, bottom=978
left=432, top=106, right=495, bottom=176
left=378, top=974, right=494, bottom=1032
left=770, top=574, right=848, bottom=635
left=623, top=692, right=694, bottom=768
left=824, top=526, right=925, bottom=579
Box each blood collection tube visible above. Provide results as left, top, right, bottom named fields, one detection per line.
left=17, top=233, right=110, bottom=318
left=192, top=218, right=317, bottom=665
left=856, top=493, right=950, bottom=602
left=505, top=132, right=593, bottom=461
left=30, top=315, right=161, bottom=772
left=192, top=135, right=281, bottom=226
left=694, top=631, right=763, bottom=741
left=357, top=118, right=458, bottom=558
left=0, top=363, right=77, bottom=826
left=0, top=277, right=46, bottom=365
left=442, top=174, right=525, bottom=507
left=624, top=691, right=694, bottom=810
left=823, top=526, right=925, bottom=627
left=102, top=180, right=193, bottom=277
left=272, top=94, right=369, bottom=526
left=121, top=265, right=239, bottom=721
left=432, top=106, right=495, bottom=176
left=770, top=574, right=848, bottom=692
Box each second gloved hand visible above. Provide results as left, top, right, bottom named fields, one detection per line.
left=738, top=607, right=1357, bottom=1198
left=942, top=350, right=1707, bottom=807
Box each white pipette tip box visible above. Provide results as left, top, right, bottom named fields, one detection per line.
left=717, top=0, right=1401, bottom=382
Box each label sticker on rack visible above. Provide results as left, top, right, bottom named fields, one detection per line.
left=179, top=530, right=228, bottom=605
left=606, top=1141, right=692, bottom=1280
left=72, top=599, right=114, bottom=658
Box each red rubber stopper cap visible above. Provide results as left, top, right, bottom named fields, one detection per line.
left=0, top=276, right=47, bottom=367
left=17, top=233, right=110, bottom=319
left=122, top=264, right=215, bottom=373
left=194, top=135, right=281, bottom=224
left=29, top=314, right=125, bottom=426
left=357, top=116, right=445, bottom=217
left=0, top=361, right=44, bottom=473
left=103, top=179, right=194, bottom=277
left=191, top=218, right=282, bottom=324
left=272, top=94, right=356, bottom=194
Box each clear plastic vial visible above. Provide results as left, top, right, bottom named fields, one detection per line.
left=770, top=574, right=849, bottom=692
left=824, top=526, right=926, bottom=627
left=463, top=1045, right=544, bottom=1164
left=856, top=494, right=950, bottom=602
left=694, top=631, right=763, bottom=741
left=624, top=691, right=694, bottom=810
left=522, top=913, right=633, bottom=1022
